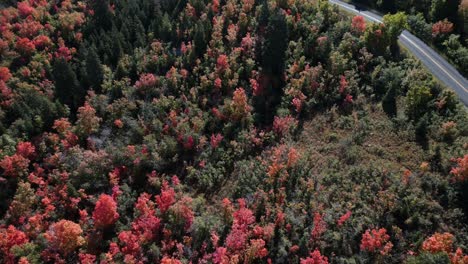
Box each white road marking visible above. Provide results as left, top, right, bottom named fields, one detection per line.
left=400, top=34, right=467, bottom=92
left=330, top=0, right=382, bottom=22
left=329, top=0, right=467, bottom=93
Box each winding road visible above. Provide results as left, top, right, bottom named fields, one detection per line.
left=329, top=0, right=468, bottom=106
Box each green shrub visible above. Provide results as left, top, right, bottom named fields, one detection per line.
left=406, top=252, right=450, bottom=264
left=406, top=85, right=433, bottom=121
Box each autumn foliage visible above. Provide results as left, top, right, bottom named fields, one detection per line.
left=450, top=155, right=468, bottom=182
left=421, top=232, right=468, bottom=263
left=360, top=228, right=393, bottom=255
left=45, top=220, right=85, bottom=256
left=0, top=226, right=28, bottom=264
left=0, top=0, right=466, bottom=263
left=432, top=19, right=454, bottom=37
left=300, top=249, right=329, bottom=264
left=351, top=15, right=366, bottom=33
left=422, top=232, right=454, bottom=254
left=0, top=67, right=12, bottom=82
left=92, top=194, right=119, bottom=229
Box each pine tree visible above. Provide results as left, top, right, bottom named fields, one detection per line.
left=160, top=13, right=174, bottom=41
left=430, top=0, right=448, bottom=22
left=85, top=47, right=104, bottom=93
left=415, top=114, right=429, bottom=149
left=193, top=22, right=207, bottom=57
left=255, top=0, right=270, bottom=71
left=91, top=0, right=113, bottom=31
left=114, top=58, right=129, bottom=80
left=430, top=145, right=443, bottom=172
left=261, top=10, right=288, bottom=76
left=120, top=23, right=132, bottom=54
left=110, top=26, right=124, bottom=66
left=53, top=58, right=84, bottom=113
left=258, top=0, right=270, bottom=32
left=133, top=17, right=146, bottom=48
left=255, top=9, right=289, bottom=125
left=382, top=85, right=397, bottom=117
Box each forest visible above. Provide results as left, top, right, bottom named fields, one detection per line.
left=0, top=0, right=467, bottom=263
left=352, top=0, right=468, bottom=76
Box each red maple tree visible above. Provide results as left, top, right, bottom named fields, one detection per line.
left=92, top=194, right=119, bottom=229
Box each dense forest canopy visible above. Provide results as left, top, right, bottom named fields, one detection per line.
left=0, top=0, right=467, bottom=263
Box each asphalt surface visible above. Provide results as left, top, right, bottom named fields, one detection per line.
left=329, top=0, right=468, bottom=106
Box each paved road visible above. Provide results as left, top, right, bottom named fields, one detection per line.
left=329, top=0, right=468, bottom=106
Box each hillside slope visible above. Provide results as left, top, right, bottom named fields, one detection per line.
left=0, top=0, right=467, bottom=263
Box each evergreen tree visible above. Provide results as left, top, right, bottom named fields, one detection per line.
left=52, top=58, right=84, bottom=113
left=255, top=9, right=289, bottom=125
left=90, top=0, right=113, bottom=31
left=120, top=23, right=132, bottom=54
left=415, top=114, right=429, bottom=148
left=115, top=58, right=129, bottom=81
left=160, top=13, right=174, bottom=41
left=109, top=26, right=124, bottom=66
left=258, top=0, right=270, bottom=31
left=193, top=22, right=207, bottom=57
left=430, top=145, right=443, bottom=172
left=382, top=85, right=397, bottom=117
left=261, top=10, right=288, bottom=76
left=254, top=0, right=270, bottom=71
left=430, top=0, right=448, bottom=22
left=132, top=17, right=146, bottom=48
left=7, top=90, right=67, bottom=136
left=85, top=47, right=104, bottom=93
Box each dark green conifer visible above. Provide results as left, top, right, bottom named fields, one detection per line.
left=52, top=58, right=84, bottom=112
left=85, top=46, right=104, bottom=93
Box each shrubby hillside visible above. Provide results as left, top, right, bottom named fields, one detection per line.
left=0, top=0, right=467, bottom=263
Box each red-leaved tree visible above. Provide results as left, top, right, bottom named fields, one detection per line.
left=45, top=220, right=85, bottom=256
left=300, top=249, right=329, bottom=264
left=0, top=67, right=12, bottom=82
left=0, top=225, right=29, bottom=264
left=422, top=232, right=454, bottom=254
left=351, top=16, right=366, bottom=33
left=432, top=19, right=454, bottom=38
left=360, top=228, right=393, bottom=255
left=450, top=155, right=468, bottom=182
left=92, top=194, right=119, bottom=229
